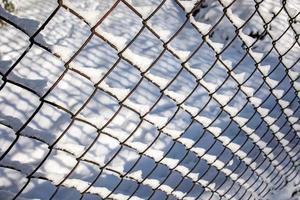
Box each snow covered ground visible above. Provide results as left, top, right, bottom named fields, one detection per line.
left=0, top=0, right=300, bottom=199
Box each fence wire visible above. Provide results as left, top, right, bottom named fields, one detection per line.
left=0, top=0, right=300, bottom=199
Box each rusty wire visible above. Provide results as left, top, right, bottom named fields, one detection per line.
left=0, top=0, right=300, bottom=199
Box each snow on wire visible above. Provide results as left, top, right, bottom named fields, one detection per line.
left=0, top=0, right=300, bottom=199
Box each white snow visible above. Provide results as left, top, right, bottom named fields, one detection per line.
left=189, top=16, right=212, bottom=35
left=231, top=71, right=246, bottom=84
left=21, top=103, right=71, bottom=145
left=99, top=81, right=130, bottom=101
left=235, top=149, right=247, bottom=158
left=145, top=149, right=164, bottom=161
left=145, top=73, right=170, bottom=89
left=249, top=49, right=264, bottom=62
left=250, top=133, right=261, bottom=143
left=122, top=49, right=153, bottom=72
left=241, top=85, right=255, bottom=97
left=185, top=64, right=204, bottom=79
left=284, top=108, right=294, bottom=117
left=159, top=184, right=173, bottom=194
left=178, top=138, right=195, bottom=149
left=273, top=89, right=284, bottom=98
left=192, top=147, right=206, bottom=157
left=8, top=44, right=65, bottom=96
left=206, top=126, right=222, bottom=137
left=45, top=70, right=94, bottom=113
left=1, top=136, right=48, bottom=174
left=52, top=45, right=74, bottom=62
left=177, top=0, right=198, bottom=13
left=63, top=5, right=99, bottom=26
left=243, top=126, right=255, bottom=135
left=259, top=64, right=271, bottom=76
left=266, top=77, right=279, bottom=88
left=124, top=100, right=150, bottom=115
left=257, top=107, right=270, bottom=117
left=152, top=27, right=172, bottom=42
left=270, top=124, right=280, bottom=133
left=144, top=114, right=168, bottom=129
left=97, top=29, right=127, bottom=51
left=213, top=93, right=231, bottom=106
left=214, top=159, right=226, bottom=169
left=278, top=99, right=290, bottom=108
left=227, top=142, right=242, bottom=152
left=238, top=30, right=256, bottom=46
left=128, top=170, right=143, bottom=182
left=199, top=79, right=218, bottom=93
left=143, top=178, right=160, bottom=188
left=219, top=135, right=232, bottom=145
left=289, top=116, right=298, bottom=124
left=1, top=0, right=300, bottom=199
left=0, top=125, right=15, bottom=156
left=167, top=44, right=190, bottom=62
left=163, top=128, right=183, bottom=139
left=205, top=37, right=224, bottom=53
left=0, top=167, right=28, bottom=195
left=288, top=70, right=299, bottom=80
left=165, top=90, right=186, bottom=103
left=224, top=105, right=239, bottom=116
left=264, top=116, right=276, bottom=125
left=0, top=83, right=40, bottom=131
left=195, top=116, right=212, bottom=127
left=128, top=141, right=147, bottom=152
left=294, top=82, right=300, bottom=90
left=35, top=150, right=78, bottom=184
left=174, top=165, right=190, bottom=176
left=249, top=97, right=262, bottom=107
left=88, top=186, right=112, bottom=199
left=202, top=154, right=217, bottom=164
left=234, top=116, right=248, bottom=126
left=63, top=179, right=90, bottom=193
left=181, top=104, right=199, bottom=116
left=227, top=8, right=245, bottom=28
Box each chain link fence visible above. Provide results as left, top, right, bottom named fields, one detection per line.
left=0, top=0, right=300, bottom=199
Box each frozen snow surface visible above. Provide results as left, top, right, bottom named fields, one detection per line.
left=0, top=0, right=300, bottom=199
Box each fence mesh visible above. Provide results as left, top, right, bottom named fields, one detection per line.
left=0, top=0, right=300, bottom=199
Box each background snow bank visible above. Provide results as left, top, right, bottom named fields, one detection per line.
left=0, top=0, right=300, bottom=199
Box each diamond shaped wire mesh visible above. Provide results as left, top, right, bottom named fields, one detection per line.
left=0, top=0, right=300, bottom=199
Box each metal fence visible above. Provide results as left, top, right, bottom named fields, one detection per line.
left=0, top=0, right=300, bottom=199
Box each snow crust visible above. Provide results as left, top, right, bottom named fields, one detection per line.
left=0, top=0, right=300, bottom=199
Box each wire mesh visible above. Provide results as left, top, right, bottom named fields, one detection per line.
left=0, top=0, right=300, bottom=199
